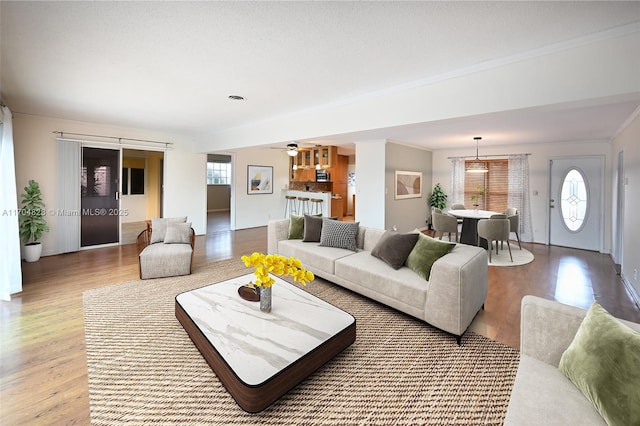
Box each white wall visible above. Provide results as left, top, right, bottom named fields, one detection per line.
left=611, top=112, right=640, bottom=300
left=120, top=195, right=147, bottom=223
left=12, top=113, right=206, bottom=255
left=354, top=140, right=386, bottom=229
left=163, top=149, right=207, bottom=234
left=431, top=140, right=613, bottom=248
left=232, top=148, right=290, bottom=230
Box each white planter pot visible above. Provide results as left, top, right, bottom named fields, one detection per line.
left=23, top=243, right=43, bottom=262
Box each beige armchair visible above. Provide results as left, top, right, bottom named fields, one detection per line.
left=137, top=217, right=195, bottom=279
left=432, top=211, right=459, bottom=242
left=477, top=217, right=512, bottom=262
left=505, top=207, right=521, bottom=249
left=450, top=203, right=465, bottom=210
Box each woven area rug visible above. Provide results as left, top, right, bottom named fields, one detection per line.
left=84, top=259, right=519, bottom=425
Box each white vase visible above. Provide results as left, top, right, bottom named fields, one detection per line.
left=23, top=243, right=42, bottom=262
left=260, top=286, right=272, bottom=313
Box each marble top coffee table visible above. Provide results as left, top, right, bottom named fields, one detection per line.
left=175, top=273, right=356, bottom=413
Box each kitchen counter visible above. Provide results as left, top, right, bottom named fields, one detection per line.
left=285, top=190, right=331, bottom=217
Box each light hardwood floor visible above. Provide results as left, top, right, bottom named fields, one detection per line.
left=2, top=212, right=639, bottom=425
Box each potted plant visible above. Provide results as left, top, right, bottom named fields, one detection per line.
left=19, top=180, right=49, bottom=262
left=470, top=185, right=486, bottom=211
left=427, top=183, right=447, bottom=229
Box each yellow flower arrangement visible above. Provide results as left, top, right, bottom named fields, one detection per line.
left=241, top=252, right=314, bottom=288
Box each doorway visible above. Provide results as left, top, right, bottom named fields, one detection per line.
left=549, top=156, right=603, bottom=251
left=81, top=147, right=120, bottom=247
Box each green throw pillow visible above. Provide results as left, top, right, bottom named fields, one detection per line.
left=405, top=232, right=455, bottom=280
left=558, top=301, right=640, bottom=426
left=288, top=215, right=304, bottom=239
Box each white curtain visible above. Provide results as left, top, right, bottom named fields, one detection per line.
left=450, top=158, right=465, bottom=206
left=508, top=154, right=533, bottom=242
left=0, top=106, right=22, bottom=301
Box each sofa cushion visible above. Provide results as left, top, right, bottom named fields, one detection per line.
left=558, top=301, right=640, bottom=426
left=277, top=239, right=354, bottom=275
left=504, top=354, right=606, bottom=425
left=320, top=219, right=359, bottom=251
left=150, top=216, right=187, bottom=244
left=164, top=222, right=192, bottom=244
left=371, top=231, right=419, bottom=270
left=405, top=233, right=455, bottom=280
left=288, top=214, right=304, bottom=239
left=139, top=242, right=193, bottom=279
left=334, top=251, right=427, bottom=311
left=303, top=214, right=323, bottom=242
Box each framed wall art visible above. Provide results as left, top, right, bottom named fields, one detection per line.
left=395, top=170, right=422, bottom=199
left=247, top=165, right=273, bottom=195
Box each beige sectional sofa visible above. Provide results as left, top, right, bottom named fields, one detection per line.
left=505, top=295, right=640, bottom=425
left=267, top=218, right=488, bottom=342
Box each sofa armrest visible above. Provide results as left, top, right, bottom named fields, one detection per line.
left=425, top=244, right=488, bottom=336
left=267, top=219, right=290, bottom=254
left=520, top=295, right=587, bottom=367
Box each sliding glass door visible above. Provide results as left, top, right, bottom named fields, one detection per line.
left=81, top=147, right=120, bottom=247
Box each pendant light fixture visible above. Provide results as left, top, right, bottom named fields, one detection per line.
left=466, top=136, right=489, bottom=173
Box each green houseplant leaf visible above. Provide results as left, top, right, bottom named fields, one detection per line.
left=18, top=180, right=49, bottom=245
left=428, top=183, right=447, bottom=210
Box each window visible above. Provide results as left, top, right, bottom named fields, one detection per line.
left=121, top=167, right=145, bottom=195
left=560, top=168, right=588, bottom=232
left=464, top=159, right=508, bottom=212
left=207, top=162, right=231, bottom=185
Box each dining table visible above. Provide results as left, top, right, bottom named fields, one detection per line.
left=447, top=209, right=500, bottom=249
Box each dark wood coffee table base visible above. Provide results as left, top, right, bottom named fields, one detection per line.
left=176, top=302, right=355, bottom=412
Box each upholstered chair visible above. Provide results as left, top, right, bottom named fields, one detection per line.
left=450, top=203, right=465, bottom=210
left=504, top=207, right=521, bottom=249
left=477, top=217, right=512, bottom=262
left=432, top=211, right=459, bottom=242
left=137, top=217, right=195, bottom=279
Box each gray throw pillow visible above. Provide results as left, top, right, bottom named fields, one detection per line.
left=164, top=222, right=192, bottom=244
left=150, top=216, right=187, bottom=244
left=319, top=218, right=359, bottom=251
left=303, top=214, right=323, bottom=242
left=371, top=231, right=419, bottom=270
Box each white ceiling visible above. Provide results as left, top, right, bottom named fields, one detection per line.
left=2, top=1, right=639, bottom=151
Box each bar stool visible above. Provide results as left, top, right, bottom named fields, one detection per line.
left=297, top=197, right=310, bottom=214
left=310, top=198, right=323, bottom=215
left=284, top=195, right=298, bottom=218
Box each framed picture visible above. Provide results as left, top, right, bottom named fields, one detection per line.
left=395, top=170, right=422, bottom=199
left=247, top=165, right=273, bottom=195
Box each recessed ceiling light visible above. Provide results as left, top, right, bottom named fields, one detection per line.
left=228, top=95, right=245, bottom=101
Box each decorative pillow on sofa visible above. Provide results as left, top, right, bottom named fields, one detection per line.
left=371, top=231, right=419, bottom=270
left=288, top=214, right=305, bottom=239
left=319, top=218, right=359, bottom=251
left=164, top=222, right=192, bottom=244
left=151, top=216, right=187, bottom=244
left=303, top=214, right=324, bottom=242
left=558, top=301, right=640, bottom=426
left=405, top=232, right=455, bottom=280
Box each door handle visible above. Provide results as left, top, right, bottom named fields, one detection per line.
left=115, top=192, right=120, bottom=200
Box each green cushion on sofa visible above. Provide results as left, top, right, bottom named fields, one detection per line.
left=288, top=214, right=304, bottom=239
left=405, top=232, right=455, bottom=280
left=558, top=301, right=640, bottom=426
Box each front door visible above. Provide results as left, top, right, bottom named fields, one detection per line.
left=549, top=156, right=603, bottom=251
left=81, top=147, right=120, bottom=247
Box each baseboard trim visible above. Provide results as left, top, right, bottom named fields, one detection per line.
left=621, top=274, right=640, bottom=310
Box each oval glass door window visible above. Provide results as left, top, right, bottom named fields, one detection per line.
left=560, top=168, right=588, bottom=231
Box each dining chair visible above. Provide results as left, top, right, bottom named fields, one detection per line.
left=450, top=203, right=465, bottom=210
left=432, top=211, right=459, bottom=242
left=477, top=217, right=512, bottom=262
left=505, top=207, right=521, bottom=249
